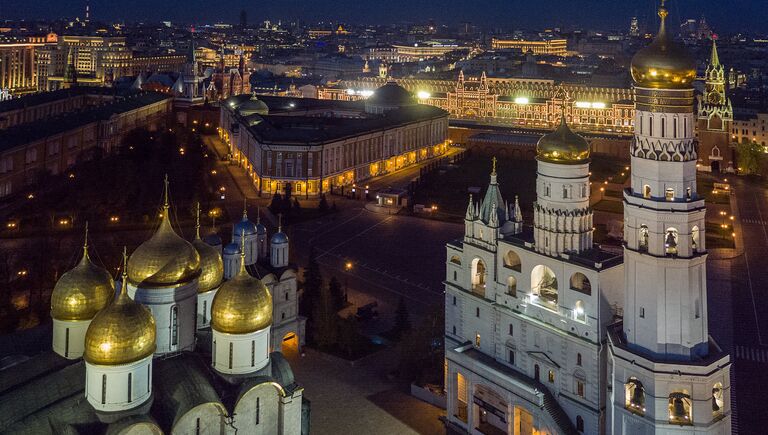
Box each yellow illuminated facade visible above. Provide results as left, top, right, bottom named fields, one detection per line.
left=319, top=75, right=634, bottom=134
left=490, top=38, right=568, bottom=56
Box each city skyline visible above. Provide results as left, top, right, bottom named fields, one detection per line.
left=2, top=0, right=767, bottom=33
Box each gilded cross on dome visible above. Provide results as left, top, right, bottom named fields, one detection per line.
left=491, top=157, right=497, bottom=175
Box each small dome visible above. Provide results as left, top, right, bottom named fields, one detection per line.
left=367, top=81, right=415, bottom=108
left=537, top=117, right=590, bottom=163
left=193, top=238, right=224, bottom=293
left=203, top=232, right=222, bottom=247
left=211, top=266, right=272, bottom=334
left=234, top=215, right=258, bottom=237
left=631, top=6, right=696, bottom=89
left=51, top=248, right=114, bottom=321
left=237, top=94, right=269, bottom=116
left=223, top=242, right=240, bottom=256
left=84, top=282, right=156, bottom=365
left=271, top=231, right=288, bottom=245
left=224, top=95, right=246, bottom=110
left=128, top=211, right=200, bottom=287
left=256, top=222, right=267, bottom=236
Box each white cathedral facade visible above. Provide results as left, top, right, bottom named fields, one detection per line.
left=444, top=3, right=731, bottom=434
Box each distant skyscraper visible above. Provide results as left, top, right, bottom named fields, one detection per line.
left=630, top=16, right=640, bottom=37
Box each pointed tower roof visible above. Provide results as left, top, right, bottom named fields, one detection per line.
left=710, top=37, right=720, bottom=67
left=478, top=157, right=506, bottom=225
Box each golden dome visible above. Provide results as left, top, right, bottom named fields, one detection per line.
left=51, top=246, right=115, bottom=321
left=193, top=234, right=223, bottom=294
left=537, top=116, right=590, bottom=163
left=631, top=4, right=696, bottom=89
left=211, top=260, right=272, bottom=334
left=84, top=272, right=156, bottom=365
left=127, top=179, right=200, bottom=287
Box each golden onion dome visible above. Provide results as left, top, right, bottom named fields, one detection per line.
left=537, top=116, right=590, bottom=163
left=84, top=276, right=156, bottom=365
left=127, top=208, right=200, bottom=287
left=51, top=245, right=115, bottom=321
left=211, top=260, right=272, bottom=334
left=193, top=237, right=223, bottom=293
left=631, top=4, right=696, bottom=89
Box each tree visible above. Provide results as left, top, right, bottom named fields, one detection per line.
left=337, top=314, right=362, bottom=359
left=397, top=306, right=444, bottom=384
left=737, top=140, right=764, bottom=175
left=318, top=194, right=329, bottom=212
left=328, top=276, right=344, bottom=311
left=269, top=192, right=284, bottom=214
left=300, top=247, right=322, bottom=318
left=312, top=279, right=338, bottom=349
left=293, top=197, right=302, bottom=213
left=391, top=296, right=412, bottom=339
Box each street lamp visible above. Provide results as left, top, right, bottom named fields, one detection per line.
left=344, top=261, right=353, bottom=303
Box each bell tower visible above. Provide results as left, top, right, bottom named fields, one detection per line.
left=697, top=37, right=733, bottom=173
left=608, top=2, right=732, bottom=434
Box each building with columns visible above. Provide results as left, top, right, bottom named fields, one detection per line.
left=443, top=3, right=731, bottom=434
left=219, top=82, right=449, bottom=198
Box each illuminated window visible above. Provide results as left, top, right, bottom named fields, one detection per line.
left=665, top=188, right=674, bottom=201
left=577, top=381, right=585, bottom=398
left=625, top=378, right=646, bottom=415
left=475, top=333, right=481, bottom=347
left=668, top=391, right=693, bottom=425
left=548, top=370, right=555, bottom=383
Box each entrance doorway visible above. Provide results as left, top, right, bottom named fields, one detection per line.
left=711, top=160, right=720, bottom=173
left=282, top=332, right=299, bottom=359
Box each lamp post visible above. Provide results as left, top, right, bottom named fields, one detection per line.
left=344, top=261, right=353, bottom=304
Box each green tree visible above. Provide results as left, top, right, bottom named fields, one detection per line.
left=328, top=276, right=344, bottom=311
left=337, top=314, right=362, bottom=359
left=391, top=296, right=412, bottom=339
left=312, top=280, right=338, bottom=349
left=300, top=247, right=322, bottom=318
left=397, top=306, right=444, bottom=384
left=318, top=194, right=329, bottom=212
left=737, top=140, right=764, bottom=175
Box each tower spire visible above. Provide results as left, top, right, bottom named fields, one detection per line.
left=195, top=202, right=201, bottom=240
left=243, top=197, right=248, bottom=219
left=278, top=213, right=283, bottom=232
left=239, top=229, right=247, bottom=275
left=83, top=221, right=89, bottom=254
left=162, top=174, right=170, bottom=211
left=710, top=36, right=720, bottom=67
left=120, top=247, right=129, bottom=296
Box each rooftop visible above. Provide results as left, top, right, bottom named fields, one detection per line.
left=0, top=92, right=171, bottom=153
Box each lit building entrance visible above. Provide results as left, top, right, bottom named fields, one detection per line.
left=281, top=332, right=299, bottom=359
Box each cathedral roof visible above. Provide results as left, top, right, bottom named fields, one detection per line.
left=478, top=159, right=506, bottom=225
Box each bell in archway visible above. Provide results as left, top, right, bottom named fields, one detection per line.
left=665, top=231, right=677, bottom=253
left=631, top=385, right=645, bottom=408
left=672, top=397, right=686, bottom=419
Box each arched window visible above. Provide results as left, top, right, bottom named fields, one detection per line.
left=692, top=226, right=700, bottom=253
left=531, top=265, right=558, bottom=308
left=576, top=415, right=584, bottom=432
left=577, top=353, right=582, bottom=366
left=668, top=391, right=693, bottom=425
left=507, top=276, right=517, bottom=296
left=229, top=342, right=234, bottom=370
left=665, top=188, right=675, bottom=201
left=101, top=374, right=107, bottom=405
left=639, top=225, right=649, bottom=252
left=471, top=258, right=487, bottom=298
left=548, top=370, right=555, bottom=383
left=171, top=305, right=178, bottom=346
left=202, top=300, right=207, bottom=324
left=504, top=250, right=522, bottom=271
left=450, top=255, right=462, bottom=265
left=643, top=185, right=651, bottom=198
left=574, top=300, right=586, bottom=322
left=665, top=228, right=679, bottom=256
left=625, top=377, right=646, bottom=415
left=712, top=383, right=724, bottom=416
left=661, top=117, right=666, bottom=137
left=570, top=272, right=592, bottom=295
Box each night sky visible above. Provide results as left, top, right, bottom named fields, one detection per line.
left=2, top=0, right=767, bottom=33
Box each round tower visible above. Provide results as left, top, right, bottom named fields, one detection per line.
left=84, top=249, right=156, bottom=419
left=211, top=237, right=273, bottom=376
left=270, top=214, right=289, bottom=268
left=533, top=116, right=594, bottom=257
left=51, top=224, right=114, bottom=359
left=126, top=176, right=200, bottom=355
left=193, top=203, right=224, bottom=329
left=232, top=200, right=259, bottom=266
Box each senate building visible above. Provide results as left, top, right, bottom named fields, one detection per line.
left=443, top=3, right=731, bottom=434
left=0, top=179, right=308, bottom=435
